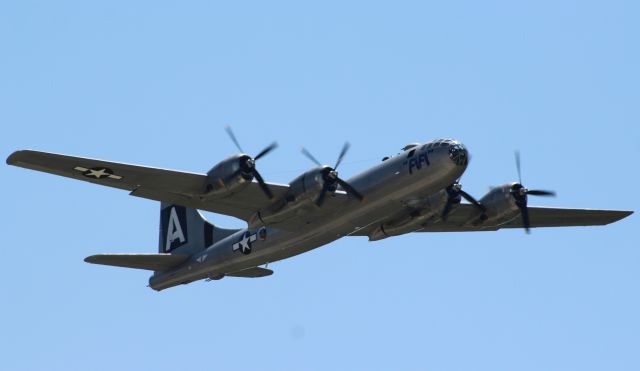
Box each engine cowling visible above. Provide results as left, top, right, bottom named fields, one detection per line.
left=250, top=168, right=330, bottom=226
left=476, top=183, right=522, bottom=227
left=203, top=154, right=254, bottom=198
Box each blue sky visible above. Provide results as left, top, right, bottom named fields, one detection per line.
left=1, top=1, right=638, bottom=370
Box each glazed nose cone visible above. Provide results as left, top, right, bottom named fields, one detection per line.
left=449, top=142, right=469, bottom=166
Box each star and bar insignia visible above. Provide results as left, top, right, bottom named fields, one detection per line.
left=233, top=231, right=257, bottom=255
left=74, top=166, right=123, bottom=180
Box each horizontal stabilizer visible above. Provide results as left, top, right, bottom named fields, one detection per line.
left=226, top=267, right=273, bottom=278
left=85, top=253, right=189, bottom=271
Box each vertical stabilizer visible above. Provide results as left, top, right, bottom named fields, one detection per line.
left=159, top=203, right=239, bottom=255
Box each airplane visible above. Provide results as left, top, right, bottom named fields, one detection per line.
left=6, top=128, right=633, bottom=291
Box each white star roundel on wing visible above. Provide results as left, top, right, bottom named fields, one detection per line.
left=74, top=166, right=123, bottom=180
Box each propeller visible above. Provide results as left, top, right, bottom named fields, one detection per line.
left=511, top=151, right=556, bottom=233
left=301, top=142, right=364, bottom=206
left=225, top=126, right=278, bottom=199
left=442, top=182, right=485, bottom=221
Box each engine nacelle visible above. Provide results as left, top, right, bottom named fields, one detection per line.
left=203, top=154, right=254, bottom=198
left=287, top=167, right=335, bottom=205
left=476, top=183, right=521, bottom=227
left=368, top=190, right=448, bottom=241
left=250, top=168, right=330, bottom=226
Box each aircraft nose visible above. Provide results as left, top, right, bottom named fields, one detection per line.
left=449, top=142, right=469, bottom=166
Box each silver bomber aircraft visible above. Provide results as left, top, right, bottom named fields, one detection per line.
left=6, top=128, right=633, bottom=291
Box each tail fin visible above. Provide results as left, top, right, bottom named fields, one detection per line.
left=159, top=203, right=239, bottom=255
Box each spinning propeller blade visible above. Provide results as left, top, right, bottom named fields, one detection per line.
left=515, top=150, right=522, bottom=184
left=334, top=142, right=350, bottom=170
left=225, top=125, right=244, bottom=153
left=511, top=151, right=556, bottom=233
left=301, top=147, right=322, bottom=167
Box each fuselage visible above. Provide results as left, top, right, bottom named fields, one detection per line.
left=150, top=139, right=468, bottom=290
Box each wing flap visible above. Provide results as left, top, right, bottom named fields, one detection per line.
left=130, top=185, right=287, bottom=221
left=84, top=253, right=189, bottom=271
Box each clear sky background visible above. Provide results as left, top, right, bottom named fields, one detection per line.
left=1, top=1, right=638, bottom=370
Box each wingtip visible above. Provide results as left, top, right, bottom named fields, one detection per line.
left=5, top=149, right=36, bottom=166
left=609, top=210, right=634, bottom=224
left=6, top=150, right=23, bottom=166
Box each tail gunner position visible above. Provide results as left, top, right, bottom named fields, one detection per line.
left=6, top=128, right=632, bottom=291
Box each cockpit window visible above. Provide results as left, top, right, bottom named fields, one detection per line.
left=402, top=143, right=420, bottom=151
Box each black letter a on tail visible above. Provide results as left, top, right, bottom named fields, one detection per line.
left=161, top=205, right=189, bottom=252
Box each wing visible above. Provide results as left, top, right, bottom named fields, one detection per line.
left=351, top=204, right=632, bottom=236
left=6, top=150, right=289, bottom=221
left=419, top=204, right=632, bottom=232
